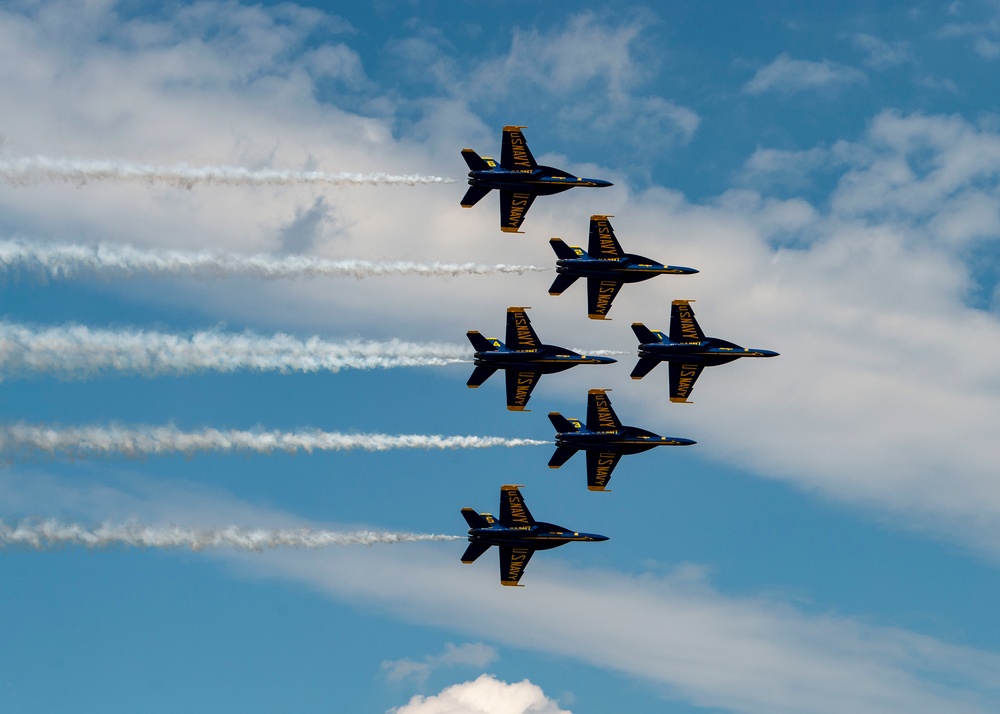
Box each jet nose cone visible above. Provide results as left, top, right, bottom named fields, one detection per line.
left=594, top=356, right=618, bottom=365
left=586, top=178, right=613, bottom=188
left=588, top=534, right=610, bottom=542
left=755, top=349, right=779, bottom=358
left=678, top=266, right=700, bottom=275
left=664, top=437, right=697, bottom=446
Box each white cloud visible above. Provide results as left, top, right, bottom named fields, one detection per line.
left=852, top=33, right=913, bottom=69
left=382, top=643, right=499, bottom=685
left=390, top=674, right=570, bottom=714
left=471, top=13, right=698, bottom=148
left=744, top=53, right=866, bottom=95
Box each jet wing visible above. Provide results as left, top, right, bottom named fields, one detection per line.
left=500, top=546, right=535, bottom=586
left=500, top=484, right=535, bottom=527
left=586, top=450, right=622, bottom=491
left=505, top=369, right=542, bottom=411
left=586, top=278, right=624, bottom=319
left=669, top=300, right=705, bottom=342
left=500, top=190, right=537, bottom=233
left=588, top=215, right=625, bottom=259
left=505, top=307, right=541, bottom=350
left=501, top=126, right=538, bottom=170
left=669, top=362, right=705, bottom=403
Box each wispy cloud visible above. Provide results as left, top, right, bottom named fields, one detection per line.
left=744, top=53, right=866, bottom=95
left=382, top=643, right=498, bottom=685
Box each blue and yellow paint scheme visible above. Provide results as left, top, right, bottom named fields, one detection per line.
left=467, top=306, right=616, bottom=411
left=549, top=215, right=698, bottom=320
left=460, top=126, right=613, bottom=233
left=548, top=389, right=695, bottom=492
left=631, top=300, right=779, bottom=403
left=461, top=484, right=608, bottom=586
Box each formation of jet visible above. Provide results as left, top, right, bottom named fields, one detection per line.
left=631, top=300, right=779, bottom=403
left=460, top=126, right=613, bottom=233
left=548, top=215, right=698, bottom=319
left=461, top=484, right=608, bottom=586
left=466, top=307, right=616, bottom=411
left=548, top=389, right=695, bottom=491
left=452, top=126, right=779, bottom=584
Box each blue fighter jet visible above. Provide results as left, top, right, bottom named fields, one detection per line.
left=467, top=306, right=616, bottom=411
left=461, top=484, right=608, bottom=587
left=549, top=215, right=698, bottom=319
left=460, top=126, right=613, bottom=233
left=631, top=300, right=779, bottom=403
left=548, top=389, right=695, bottom=492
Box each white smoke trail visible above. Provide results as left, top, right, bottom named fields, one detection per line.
left=0, top=240, right=547, bottom=280
left=0, top=156, right=454, bottom=187
left=0, top=423, right=549, bottom=459
left=0, top=322, right=470, bottom=380
left=0, top=520, right=462, bottom=551
left=569, top=349, right=632, bottom=357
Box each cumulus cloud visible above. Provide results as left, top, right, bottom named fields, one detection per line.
left=744, top=53, right=866, bottom=95
left=391, top=674, right=570, bottom=714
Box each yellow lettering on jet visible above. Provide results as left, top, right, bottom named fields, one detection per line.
left=509, top=132, right=533, bottom=169
left=593, top=393, right=617, bottom=431
left=513, top=313, right=536, bottom=348
left=595, top=219, right=619, bottom=258
left=676, top=363, right=698, bottom=399
left=592, top=451, right=616, bottom=488
left=507, top=192, right=533, bottom=227
left=676, top=305, right=700, bottom=341
left=507, top=547, right=531, bottom=578
left=507, top=492, right=531, bottom=525
left=594, top=280, right=618, bottom=315
left=514, top=372, right=534, bottom=408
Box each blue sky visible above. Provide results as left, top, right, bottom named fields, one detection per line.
left=2, top=1, right=1000, bottom=712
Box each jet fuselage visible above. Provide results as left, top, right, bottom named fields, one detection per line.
left=473, top=345, right=616, bottom=375
left=466, top=522, right=608, bottom=551
left=637, top=339, right=779, bottom=367
left=554, top=426, right=696, bottom=455
left=555, top=255, right=699, bottom=284
left=467, top=165, right=612, bottom=194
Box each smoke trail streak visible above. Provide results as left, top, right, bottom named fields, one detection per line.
left=0, top=423, right=549, bottom=459
left=0, top=240, right=548, bottom=280
left=0, top=322, right=470, bottom=380
left=0, top=521, right=461, bottom=551
left=569, top=349, right=632, bottom=357
left=0, top=157, right=454, bottom=187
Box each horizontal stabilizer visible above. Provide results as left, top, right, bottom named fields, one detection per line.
left=460, top=184, right=492, bottom=208
left=548, top=412, right=579, bottom=433
left=631, top=323, right=662, bottom=345
left=548, top=446, right=578, bottom=469
left=549, top=237, right=579, bottom=261
left=467, top=364, right=498, bottom=388
left=630, top=358, right=660, bottom=380
left=548, top=273, right=579, bottom=296
left=467, top=330, right=498, bottom=353
left=461, top=508, right=493, bottom=530
left=461, top=149, right=492, bottom=172
left=461, top=541, right=492, bottom=564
